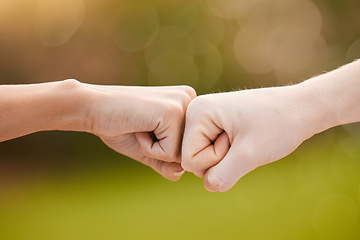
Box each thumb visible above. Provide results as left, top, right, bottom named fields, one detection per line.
left=204, top=144, right=257, bottom=192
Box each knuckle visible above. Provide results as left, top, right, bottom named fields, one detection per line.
left=166, top=150, right=180, bottom=163
left=182, top=155, right=205, bottom=172
left=193, top=170, right=205, bottom=178
left=180, top=157, right=191, bottom=171
left=185, top=95, right=211, bottom=123
left=170, top=103, right=186, bottom=118
left=188, top=95, right=211, bottom=111
left=181, top=85, right=197, bottom=99
left=159, top=101, right=184, bottom=119
left=176, top=91, right=193, bottom=107
left=180, top=152, right=195, bottom=171
left=149, top=158, right=181, bottom=181
left=181, top=159, right=194, bottom=172
left=182, top=92, right=193, bottom=105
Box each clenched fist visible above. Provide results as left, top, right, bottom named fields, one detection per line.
left=182, top=85, right=323, bottom=192
left=85, top=84, right=197, bottom=181
left=0, top=79, right=197, bottom=181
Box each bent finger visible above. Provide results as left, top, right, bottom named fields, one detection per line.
left=147, top=158, right=185, bottom=181
left=183, top=131, right=230, bottom=172
left=204, top=144, right=257, bottom=192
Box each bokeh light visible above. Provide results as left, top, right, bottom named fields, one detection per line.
left=1, top=0, right=360, bottom=239
left=207, top=0, right=256, bottom=20
left=271, top=0, right=322, bottom=42
left=186, top=3, right=225, bottom=48
left=148, top=49, right=198, bottom=86
left=145, top=26, right=195, bottom=67
left=267, top=26, right=317, bottom=74
left=0, top=0, right=12, bottom=24
left=35, top=0, right=85, bottom=47
left=346, top=38, right=360, bottom=63
left=113, top=1, right=159, bottom=52
left=234, top=0, right=325, bottom=78
left=194, top=40, right=223, bottom=90
left=234, top=23, right=273, bottom=74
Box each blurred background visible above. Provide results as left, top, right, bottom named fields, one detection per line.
left=1, top=0, right=360, bottom=239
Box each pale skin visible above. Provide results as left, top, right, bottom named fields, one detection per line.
left=0, top=79, right=196, bottom=181
left=2, top=60, right=360, bottom=191
left=182, top=59, right=360, bottom=192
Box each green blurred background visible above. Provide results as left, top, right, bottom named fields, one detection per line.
left=1, top=0, right=360, bottom=239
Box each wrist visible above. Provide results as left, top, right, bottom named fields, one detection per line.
left=291, top=79, right=336, bottom=138
left=77, top=83, right=131, bottom=136
left=44, top=79, right=93, bottom=133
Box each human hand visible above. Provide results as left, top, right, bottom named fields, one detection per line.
left=182, top=85, right=322, bottom=191
left=85, top=84, right=196, bottom=181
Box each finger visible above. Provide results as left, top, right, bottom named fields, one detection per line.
left=182, top=118, right=229, bottom=172
left=191, top=132, right=230, bottom=172
left=103, top=133, right=185, bottom=181
left=193, top=170, right=206, bottom=178
left=146, top=158, right=185, bottom=181
left=163, top=85, right=197, bottom=100
left=203, top=144, right=257, bottom=192
left=135, top=131, right=175, bottom=162
left=179, top=85, right=197, bottom=100
left=135, top=120, right=183, bottom=163
left=154, top=122, right=183, bottom=163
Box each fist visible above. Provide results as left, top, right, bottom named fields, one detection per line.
left=85, top=84, right=197, bottom=180
left=182, top=86, right=317, bottom=191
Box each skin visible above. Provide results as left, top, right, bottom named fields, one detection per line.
left=2, top=60, right=359, bottom=191
left=0, top=79, right=196, bottom=181
left=182, top=59, right=360, bottom=192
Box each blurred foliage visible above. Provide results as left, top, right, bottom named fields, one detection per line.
left=1, top=0, right=360, bottom=239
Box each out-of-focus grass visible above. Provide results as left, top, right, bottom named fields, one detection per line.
left=1, top=0, right=360, bottom=239
left=1, top=130, right=360, bottom=240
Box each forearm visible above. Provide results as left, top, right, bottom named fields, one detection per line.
left=296, top=59, right=360, bottom=135
left=0, top=79, right=90, bottom=142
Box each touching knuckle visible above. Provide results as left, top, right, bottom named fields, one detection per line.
left=171, top=103, right=186, bottom=118
left=176, top=91, right=192, bottom=107
left=181, top=160, right=190, bottom=171
left=181, top=158, right=195, bottom=172
left=186, top=96, right=210, bottom=122
left=189, top=95, right=211, bottom=111
left=180, top=85, right=197, bottom=98
left=167, top=150, right=180, bottom=162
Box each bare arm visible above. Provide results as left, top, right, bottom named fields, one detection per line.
left=182, top=59, right=360, bottom=192
left=299, top=59, right=360, bottom=131
left=0, top=79, right=89, bottom=142
left=0, top=79, right=196, bottom=180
